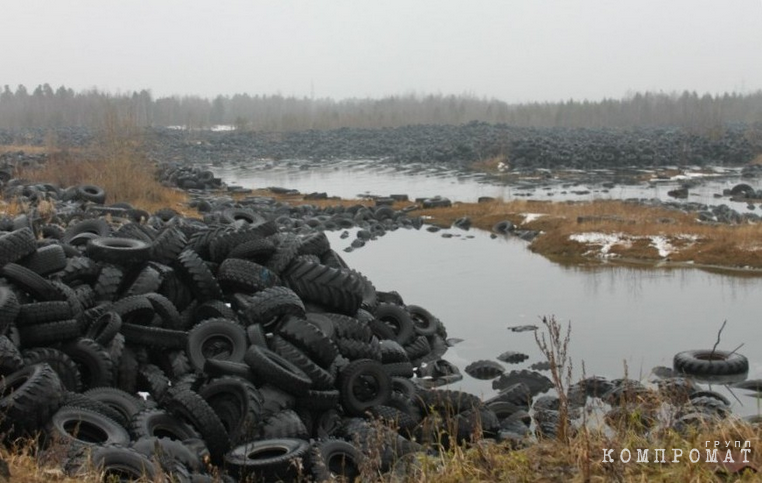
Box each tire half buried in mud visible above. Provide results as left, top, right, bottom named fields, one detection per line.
left=673, top=349, right=748, bottom=379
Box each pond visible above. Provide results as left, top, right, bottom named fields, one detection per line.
left=213, top=161, right=762, bottom=416
left=329, top=228, right=762, bottom=416
left=213, top=159, right=759, bottom=211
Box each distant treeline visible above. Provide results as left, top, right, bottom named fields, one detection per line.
left=1, top=83, right=762, bottom=132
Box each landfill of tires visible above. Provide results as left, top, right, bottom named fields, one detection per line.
left=144, top=123, right=759, bottom=171
left=2, top=123, right=759, bottom=175
left=0, top=181, right=521, bottom=482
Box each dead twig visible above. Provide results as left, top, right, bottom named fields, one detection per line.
left=710, top=319, right=727, bottom=357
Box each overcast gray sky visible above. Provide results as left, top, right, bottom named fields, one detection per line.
left=4, top=1, right=761, bottom=103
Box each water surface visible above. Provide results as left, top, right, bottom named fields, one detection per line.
left=329, top=228, right=762, bottom=415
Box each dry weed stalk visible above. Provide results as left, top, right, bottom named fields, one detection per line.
left=534, top=315, right=573, bottom=443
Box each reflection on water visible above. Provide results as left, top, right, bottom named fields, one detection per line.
left=215, top=160, right=762, bottom=414
left=214, top=160, right=757, bottom=211
left=328, top=228, right=762, bottom=415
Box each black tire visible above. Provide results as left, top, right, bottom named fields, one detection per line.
left=61, top=337, right=114, bottom=390
left=17, top=300, right=74, bottom=325
left=296, top=388, right=341, bottom=412
left=227, top=237, right=277, bottom=262
left=84, top=311, right=122, bottom=345
left=404, top=335, right=432, bottom=361
left=0, top=335, right=23, bottom=375
left=130, top=436, right=206, bottom=474
left=241, top=286, right=305, bottom=328
left=244, top=345, right=313, bottom=396
left=116, top=346, right=139, bottom=394
left=65, top=446, right=159, bottom=480
left=203, top=359, right=258, bottom=383
left=0, top=227, right=37, bottom=268
left=0, top=286, right=20, bottom=334
left=0, top=363, right=64, bottom=438
left=272, top=335, right=335, bottom=389
left=60, top=256, right=101, bottom=285
left=265, top=233, right=303, bottom=274
left=368, top=317, right=396, bottom=341
left=415, top=388, right=482, bottom=416
left=335, top=338, right=382, bottom=362
left=175, top=249, right=223, bottom=302
left=45, top=406, right=130, bottom=449
left=373, top=303, right=416, bottom=346
left=309, top=438, right=363, bottom=483
left=221, top=208, right=266, bottom=225
left=406, top=304, right=440, bottom=336
left=86, top=237, right=151, bottom=266
left=166, top=389, right=230, bottom=464
left=283, top=259, right=364, bottom=316
left=278, top=316, right=338, bottom=368
left=60, top=391, right=130, bottom=427
left=209, top=227, right=266, bottom=262
left=298, top=231, right=331, bottom=257
left=128, top=408, right=201, bottom=441
left=224, top=438, right=310, bottom=482
left=144, top=292, right=182, bottom=329
left=63, top=218, right=111, bottom=244
left=114, top=222, right=156, bottom=243
left=186, top=318, right=248, bottom=372
left=674, top=350, right=749, bottom=377
left=155, top=350, right=192, bottom=379
left=259, top=409, right=309, bottom=440
left=383, top=361, right=415, bottom=378
left=151, top=226, right=187, bottom=265
left=23, top=347, right=82, bottom=392
left=64, top=445, right=159, bottom=480
left=123, top=264, right=163, bottom=296
left=246, top=323, right=268, bottom=348
left=216, top=258, right=280, bottom=295
left=321, top=249, right=349, bottom=269
left=93, top=264, right=125, bottom=302
left=20, top=244, right=67, bottom=276
left=379, top=340, right=409, bottom=364
left=326, top=313, right=369, bottom=342
left=120, top=323, right=188, bottom=349
left=2, top=262, right=65, bottom=301
left=198, top=376, right=264, bottom=445
left=193, top=299, right=237, bottom=325
left=83, top=387, right=145, bottom=425
left=112, top=295, right=156, bottom=325
left=18, top=319, right=82, bottom=346
left=368, top=404, right=419, bottom=434
left=338, top=359, right=391, bottom=416
left=465, top=360, right=506, bottom=380
left=137, top=364, right=171, bottom=403
left=76, top=184, right=107, bottom=204
left=355, top=271, right=378, bottom=311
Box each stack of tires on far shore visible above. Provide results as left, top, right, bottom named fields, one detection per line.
left=0, top=192, right=502, bottom=482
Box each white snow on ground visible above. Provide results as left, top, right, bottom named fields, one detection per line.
left=521, top=213, right=546, bottom=224
left=572, top=232, right=700, bottom=259
left=649, top=236, right=673, bottom=257
left=569, top=232, right=626, bottom=256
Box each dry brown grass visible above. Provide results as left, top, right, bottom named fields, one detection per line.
left=416, top=199, right=762, bottom=269
left=471, top=153, right=508, bottom=174
left=0, top=144, right=50, bottom=155
left=393, top=420, right=761, bottom=483
left=11, top=117, right=191, bottom=215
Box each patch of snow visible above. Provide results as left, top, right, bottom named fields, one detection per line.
left=649, top=236, right=673, bottom=257
left=211, top=124, right=236, bottom=132
left=570, top=232, right=625, bottom=255
left=522, top=213, right=546, bottom=224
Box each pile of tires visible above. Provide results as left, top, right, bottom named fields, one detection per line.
left=0, top=198, right=506, bottom=481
